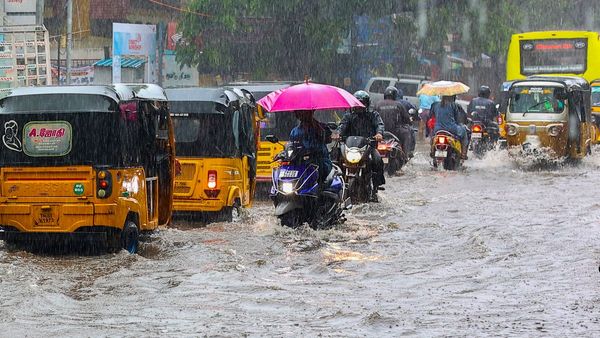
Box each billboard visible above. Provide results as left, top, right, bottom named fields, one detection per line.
left=112, top=23, right=157, bottom=83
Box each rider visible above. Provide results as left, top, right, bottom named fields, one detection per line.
left=289, top=110, right=332, bottom=184
left=430, top=95, right=470, bottom=160
left=467, top=85, right=499, bottom=139
left=396, top=88, right=419, bottom=155
left=375, top=86, right=413, bottom=160
left=335, top=90, right=385, bottom=202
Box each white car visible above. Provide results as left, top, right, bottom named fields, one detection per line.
left=365, top=76, right=430, bottom=108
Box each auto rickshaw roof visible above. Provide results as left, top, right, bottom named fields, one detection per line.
left=1, top=85, right=123, bottom=103
left=166, top=87, right=245, bottom=115
left=226, top=82, right=298, bottom=100
left=112, top=83, right=168, bottom=101
left=511, top=75, right=590, bottom=91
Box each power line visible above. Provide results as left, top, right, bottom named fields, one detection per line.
left=145, top=0, right=212, bottom=17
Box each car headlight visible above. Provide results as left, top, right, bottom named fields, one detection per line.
left=281, top=182, right=295, bottom=194
left=346, top=150, right=362, bottom=164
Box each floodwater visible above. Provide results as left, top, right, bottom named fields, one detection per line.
left=2, top=144, right=600, bottom=337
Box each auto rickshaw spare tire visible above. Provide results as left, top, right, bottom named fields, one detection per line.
left=121, top=220, right=140, bottom=254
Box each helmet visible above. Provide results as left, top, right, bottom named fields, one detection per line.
left=478, top=85, right=491, bottom=98
left=383, top=86, right=398, bottom=100
left=353, top=90, right=370, bottom=108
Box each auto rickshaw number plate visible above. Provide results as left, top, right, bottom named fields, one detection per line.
left=529, top=125, right=536, bottom=134
left=435, top=150, right=447, bottom=158
left=472, top=132, right=482, bottom=139
left=279, top=169, right=299, bottom=178
left=34, top=206, right=59, bottom=227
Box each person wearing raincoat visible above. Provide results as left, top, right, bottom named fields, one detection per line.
left=289, top=110, right=332, bottom=183
left=430, top=95, right=470, bottom=159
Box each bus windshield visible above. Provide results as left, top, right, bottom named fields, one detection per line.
left=520, top=39, right=587, bottom=75
left=509, top=86, right=565, bottom=114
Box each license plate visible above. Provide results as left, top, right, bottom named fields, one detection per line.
left=279, top=169, right=299, bottom=178
left=435, top=150, right=447, bottom=158
left=472, top=132, right=482, bottom=139
left=529, top=125, right=536, bottom=134
left=382, top=157, right=389, bottom=164
left=34, top=207, right=58, bottom=227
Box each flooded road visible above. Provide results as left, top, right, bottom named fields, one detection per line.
left=2, top=145, right=600, bottom=336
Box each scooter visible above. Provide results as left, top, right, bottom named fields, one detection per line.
left=431, top=131, right=463, bottom=170
left=267, top=135, right=350, bottom=229
left=469, top=112, right=499, bottom=158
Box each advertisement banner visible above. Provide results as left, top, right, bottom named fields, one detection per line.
left=51, top=65, right=94, bottom=85
left=162, top=54, right=198, bottom=87
left=112, top=23, right=156, bottom=83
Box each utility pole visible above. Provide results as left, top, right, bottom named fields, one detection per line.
left=66, top=0, right=73, bottom=85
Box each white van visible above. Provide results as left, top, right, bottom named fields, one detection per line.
left=365, top=75, right=430, bottom=108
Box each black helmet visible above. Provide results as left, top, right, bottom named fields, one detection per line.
left=353, top=90, right=370, bottom=108
left=478, top=85, right=491, bottom=98
left=383, top=86, right=398, bottom=100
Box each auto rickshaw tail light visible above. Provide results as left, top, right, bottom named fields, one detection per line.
left=207, top=170, right=217, bottom=189
left=507, top=124, right=518, bottom=136
left=96, top=170, right=112, bottom=199
left=548, top=125, right=562, bottom=137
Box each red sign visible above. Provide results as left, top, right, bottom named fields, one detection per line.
left=535, top=43, right=573, bottom=51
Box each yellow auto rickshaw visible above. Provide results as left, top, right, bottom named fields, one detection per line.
left=505, top=76, right=593, bottom=161
left=590, top=79, right=600, bottom=143
left=166, top=87, right=259, bottom=222
left=0, top=84, right=176, bottom=253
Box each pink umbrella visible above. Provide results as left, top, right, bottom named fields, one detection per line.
left=257, top=82, right=364, bottom=112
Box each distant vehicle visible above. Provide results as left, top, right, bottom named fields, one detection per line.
left=364, top=75, right=430, bottom=107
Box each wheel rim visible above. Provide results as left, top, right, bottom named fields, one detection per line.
left=122, top=222, right=139, bottom=254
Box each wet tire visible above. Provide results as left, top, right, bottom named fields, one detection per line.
left=279, top=210, right=303, bottom=228
left=443, top=151, right=459, bottom=171
left=121, top=221, right=139, bottom=254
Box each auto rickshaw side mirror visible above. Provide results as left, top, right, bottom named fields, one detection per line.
left=554, top=88, right=568, bottom=100
left=266, top=135, right=279, bottom=143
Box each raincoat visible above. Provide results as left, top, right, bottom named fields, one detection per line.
left=431, top=101, right=468, bottom=140
left=289, top=119, right=332, bottom=180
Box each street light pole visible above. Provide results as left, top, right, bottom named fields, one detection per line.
left=66, top=0, right=72, bottom=85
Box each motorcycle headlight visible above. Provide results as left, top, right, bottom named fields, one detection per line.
left=281, top=182, right=295, bottom=194
left=346, top=150, right=362, bottom=164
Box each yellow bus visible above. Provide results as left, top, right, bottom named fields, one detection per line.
left=506, top=30, right=600, bottom=82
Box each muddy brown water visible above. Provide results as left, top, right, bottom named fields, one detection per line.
left=2, top=146, right=600, bottom=336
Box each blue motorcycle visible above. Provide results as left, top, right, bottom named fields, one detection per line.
left=267, top=136, right=350, bottom=229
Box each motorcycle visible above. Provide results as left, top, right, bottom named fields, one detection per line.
left=267, top=135, right=349, bottom=229
left=469, top=112, right=499, bottom=158
left=336, top=135, right=377, bottom=204
left=377, top=131, right=405, bottom=176
left=431, top=131, right=463, bottom=170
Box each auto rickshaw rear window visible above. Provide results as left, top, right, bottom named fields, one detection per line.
left=173, top=113, right=238, bottom=158
left=0, top=94, right=117, bottom=113
left=510, top=86, right=565, bottom=114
